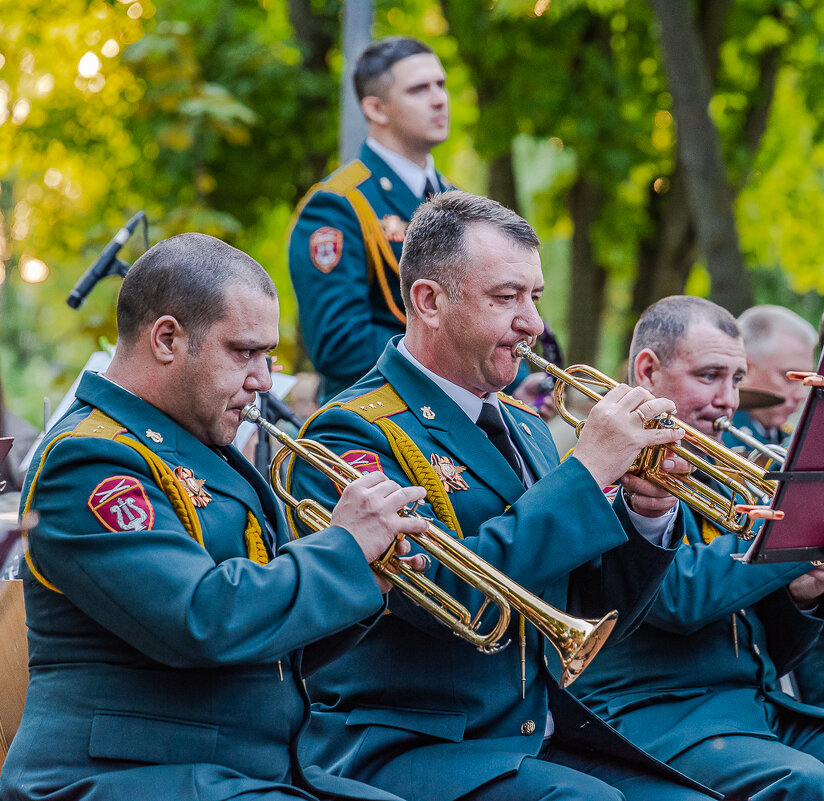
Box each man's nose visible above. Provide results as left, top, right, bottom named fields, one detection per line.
left=247, top=355, right=273, bottom=393
left=517, top=303, right=544, bottom=340
left=716, top=380, right=738, bottom=412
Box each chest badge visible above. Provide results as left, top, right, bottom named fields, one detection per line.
left=173, top=466, right=213, bottom=508
left=421, top=406, right=436, bottom=420
left=520, top=422, right=532, bottom=436
left=145, top=429, right=163, bottom=443
left=379, top=214, right=408, bottom=243
left=430, top=454, right=469, bottom=493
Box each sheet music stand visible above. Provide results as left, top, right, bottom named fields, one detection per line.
left=742, top=350, right=824, bottom=564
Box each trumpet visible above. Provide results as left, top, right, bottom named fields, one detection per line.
left=513, top=342, right=777, bottom=540
left=713, top=415, right=787, bottom=470
left=241, top=403, right=617, bottom=688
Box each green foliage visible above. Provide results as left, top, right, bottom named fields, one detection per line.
left=3, top=0, right=824, bottom=427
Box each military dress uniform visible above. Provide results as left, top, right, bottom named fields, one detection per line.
left=286, top=338, right=719, bottom=801
left=0, top=371, right=407, bottom=801
left=288, top=143, right=451, bottom=403
left=570, top=505, right=824, bottom=800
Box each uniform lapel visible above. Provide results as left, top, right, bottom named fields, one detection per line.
left=500, top=402, right=555, bottom=479
left=359, top=144, right=424, bottom=221
left=377, top=344, right=526, bottom=505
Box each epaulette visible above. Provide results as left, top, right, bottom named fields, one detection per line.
left=341, top=384, right=407, bottom=422
left=71, top=408, right=127, bottom=439
left=497, top=391, right=540, bottom=418
left=288, top=161, right=372, bottom=239
left=321, top=160, right=371, bottom=195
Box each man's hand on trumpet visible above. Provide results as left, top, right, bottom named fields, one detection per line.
left=572, top=384, right=684, bottom=492
left=619, top=451, right=692, bottom=518
left=331, top=472, right=429, bottom=592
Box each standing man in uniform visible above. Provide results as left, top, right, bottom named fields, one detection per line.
left=0, top=233, right=428, bottom=801
left=288, top=192, right=720, bottom=801
left=289, top=36, right=451, bottom=402
left=570, top=295, right=824, bottom=801
left=721, top=304, right=817, bottom=451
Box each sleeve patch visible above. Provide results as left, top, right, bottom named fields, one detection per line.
left=87, top=475, right=155, bottom=532
left=341, top=449, right=383, bottom=475
left=309, top=227, right=344, bottom=272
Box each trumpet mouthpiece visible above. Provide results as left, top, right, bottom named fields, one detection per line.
left=513, top=341, right=530, bottom=358
left=240, top=403, right=260, bottom=424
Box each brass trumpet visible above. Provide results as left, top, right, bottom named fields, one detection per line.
left=513, top=342, right=777, bottom=540
left=241, top=402, right=617, bottom=688
left=713, top=415, right=787, bottom=470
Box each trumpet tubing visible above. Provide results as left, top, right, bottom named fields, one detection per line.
left=713, top=415, right=787, bottom=470
left=241, top=403, right=617, bottom=687
left=513, top=342, right=777, bottom=539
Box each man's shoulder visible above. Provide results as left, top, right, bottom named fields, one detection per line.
left=297, top=160, right=372, bottom=207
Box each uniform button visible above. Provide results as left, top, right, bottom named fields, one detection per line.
left=521, top=720, right=536, bottom=736
left=753, top=643, right=761, bottom=656
left=739, top=609, right=747, bottom=617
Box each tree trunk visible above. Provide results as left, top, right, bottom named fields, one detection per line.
left=632, top=162, right=696, bottom=318
left=488, top=151, right=520, bottom=215
left=567, top=176, right=606, bottom=366
left=650, top=0, right=752, bottom=314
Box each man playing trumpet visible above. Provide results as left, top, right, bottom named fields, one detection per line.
left=288, top=192, right=718, bottom=801
left=2, top=233, right=429, bottom=801
left=570, top=295, right=824, bottom=801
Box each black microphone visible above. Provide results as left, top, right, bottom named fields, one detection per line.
left=67, top=211, right=145, bottom=309
left=261, top=392, right=303, bottom=429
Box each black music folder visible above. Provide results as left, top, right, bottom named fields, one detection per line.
left=743, top=350, right=824, bottom=564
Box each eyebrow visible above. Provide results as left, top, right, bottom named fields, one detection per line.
left=488, top=281, right=544, bottom=293
left=227, top=339, right=279, bottom=352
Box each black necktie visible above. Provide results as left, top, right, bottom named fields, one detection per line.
left=477, top=403, right=523, bottom=480
left=423, top=177, right=438, bottom=199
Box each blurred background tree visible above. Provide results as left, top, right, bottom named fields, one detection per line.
left=2, top=0, right=823, bottom=435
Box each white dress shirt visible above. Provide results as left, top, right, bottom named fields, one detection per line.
left=366, top=138, right=440, bottom=199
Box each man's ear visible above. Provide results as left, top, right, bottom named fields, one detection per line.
left=409, top=279, right=446, bottom=331
left=149, top=316, right=186, bottom=364
left=634, top=348, right=660, bottom=391
left=360, top=95, right=389, bottom=127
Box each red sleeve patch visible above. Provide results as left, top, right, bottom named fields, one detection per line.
left=341, top=449, right=383, bottom=475
left=87, top=475, right=155, bottom=532
left=309, top=226, right=344, bottom=272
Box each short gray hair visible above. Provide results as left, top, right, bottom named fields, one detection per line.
left=629, top=295, right=740, bottom=377
left=737, top=305, right=817, bottom=359
left=399, top=191, right=540, bottom=316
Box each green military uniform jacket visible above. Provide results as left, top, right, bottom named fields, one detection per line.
left=570, top=503, right=824, bottom=760
left=287, top=339, right=717, bottom=801
left=288, top=143, right=451, bottom=402
left=0, top=371, right=406, bottom=801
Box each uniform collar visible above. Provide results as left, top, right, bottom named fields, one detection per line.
left=396, top=337, right=501, bottom=424
left=375, top=338, right=533, bottom=501
left=365, top=138, right=439, bottom=199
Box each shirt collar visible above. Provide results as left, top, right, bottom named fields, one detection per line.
left=366, top=137, right=438, bottom=199
left=396, top=337, right=500, bottom=424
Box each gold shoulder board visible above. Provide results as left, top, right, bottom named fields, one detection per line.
left=341, top=384, right=407, bottom=422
